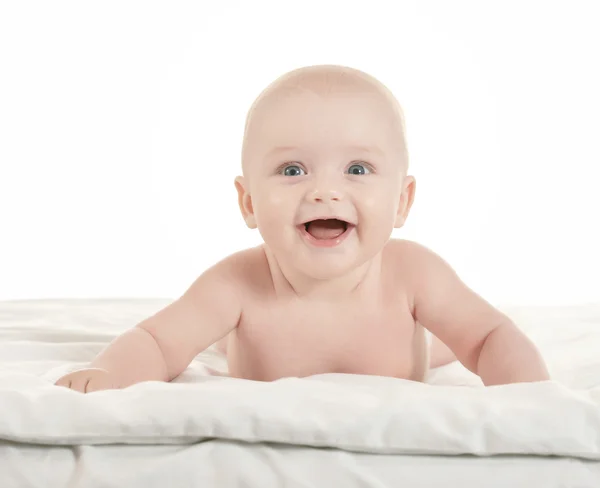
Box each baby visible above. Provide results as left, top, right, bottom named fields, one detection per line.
left=56, top=65, right=550, bottom=393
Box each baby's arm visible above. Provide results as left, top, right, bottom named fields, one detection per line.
left=403, top=242, right=550, bottom=386
left=55, top=256, right=242, bottom=391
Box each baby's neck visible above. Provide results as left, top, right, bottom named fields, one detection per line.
left=262, top=245, right=383, bottom=301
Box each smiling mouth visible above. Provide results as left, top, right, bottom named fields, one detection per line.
left=298, top=218, right=354, bottom=246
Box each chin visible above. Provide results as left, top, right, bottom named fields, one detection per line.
left=297, top=253, right=365, bottom=280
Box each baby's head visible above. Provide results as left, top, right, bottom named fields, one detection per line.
left=236, top=65, right=415, bottom=279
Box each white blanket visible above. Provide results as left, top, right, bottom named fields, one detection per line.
left=1, top=299, right=600, bottom=460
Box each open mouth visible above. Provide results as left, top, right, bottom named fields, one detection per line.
left=298, top=218, right=354, bottom=247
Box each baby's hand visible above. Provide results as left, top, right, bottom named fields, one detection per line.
left=55, top=368, right=119, bottom=393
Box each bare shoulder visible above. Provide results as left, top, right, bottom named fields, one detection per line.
left=384, top=239, right=450, bottom=270
left=384, top=239, right=458, bottom=295
left=197, top=245, right=270, bottom=294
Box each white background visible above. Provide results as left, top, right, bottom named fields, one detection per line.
left=1, top=1, right=598, bottom=305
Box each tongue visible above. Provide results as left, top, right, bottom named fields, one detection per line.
left=306, top=219, right=346, bottom=240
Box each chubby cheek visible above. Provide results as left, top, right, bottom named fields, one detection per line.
left=359, top=192, right=399, bottom=232
left=253, top=189, right=296, bottom=240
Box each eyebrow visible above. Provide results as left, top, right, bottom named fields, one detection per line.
left=266, top=146, right=298, bottom=158
left=265, top=145, right=384, bottom=159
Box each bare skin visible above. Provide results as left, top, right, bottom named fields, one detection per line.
left=55, top=65, right=550, bottom=393
left=223, top=242, right=461, bottom=382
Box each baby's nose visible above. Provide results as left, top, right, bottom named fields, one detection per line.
left=307, top=188, right=343, bottom=203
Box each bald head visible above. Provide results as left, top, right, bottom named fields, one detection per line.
left=241, top=65, right=408, bottom=175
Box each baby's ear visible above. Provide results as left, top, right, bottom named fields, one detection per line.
left=234, top=176, right=257, bottom=229
left=394, top=175, right=416, bottom=228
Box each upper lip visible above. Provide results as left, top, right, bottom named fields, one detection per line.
left=297, top=216, right=357, bottom=226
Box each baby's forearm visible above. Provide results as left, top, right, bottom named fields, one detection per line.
left=476, top=322, right=550, bottom=386
left=90, top=327, right=169, bottom=387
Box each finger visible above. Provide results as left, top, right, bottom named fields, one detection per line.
left=55, top=376, right=73, bottom=388
left=85, top=375, right=117, bottom=393
left=69, top=376, right=89, bottom=393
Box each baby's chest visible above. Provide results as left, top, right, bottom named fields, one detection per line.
left=233, top=300, right=418, bottom=377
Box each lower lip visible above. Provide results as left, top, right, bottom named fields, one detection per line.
left=298, top=224, right=355, bottom=248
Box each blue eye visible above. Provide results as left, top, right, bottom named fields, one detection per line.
left=347, top=163, right=370, bottom=175
left=281, top=164, right=306, bottom=176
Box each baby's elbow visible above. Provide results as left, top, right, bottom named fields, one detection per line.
left=135, top=325, right=172, bottom=381
left=462, top=321, right=513, bottom=374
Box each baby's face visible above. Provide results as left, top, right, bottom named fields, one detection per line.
left=238, top=87, right=414, bottom=279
